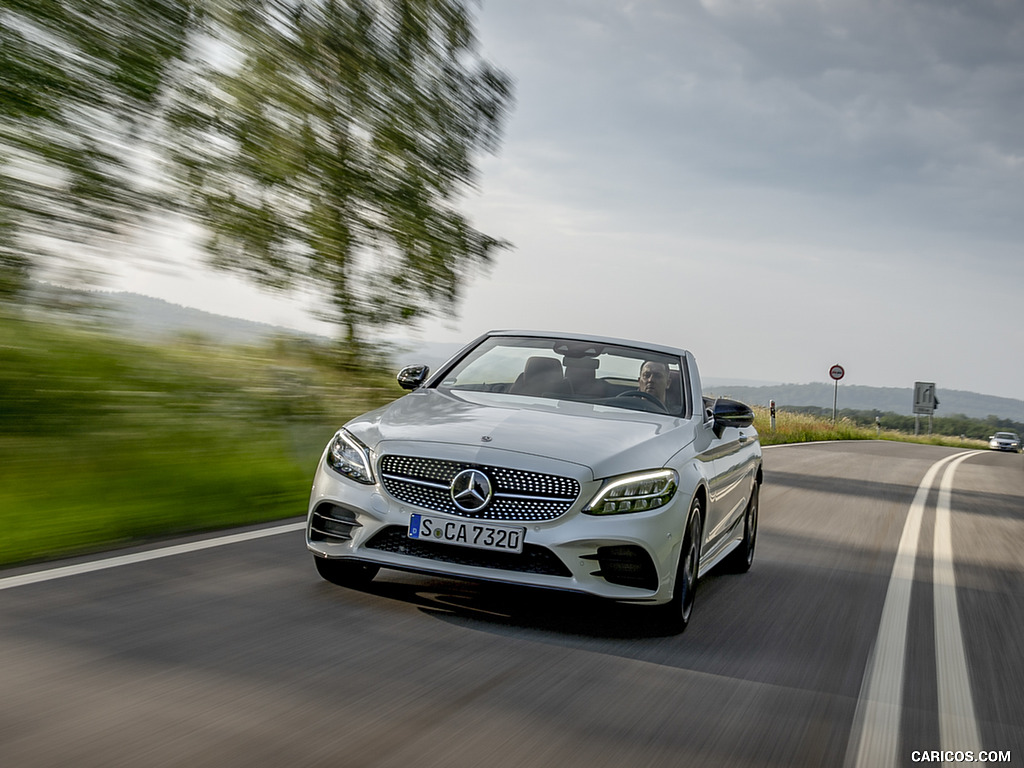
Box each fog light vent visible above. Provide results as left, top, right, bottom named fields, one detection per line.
left=591, top=545, right=658, bottom=590
left=309, top=503, right=361, bottom=542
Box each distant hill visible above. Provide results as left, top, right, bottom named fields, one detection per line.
left=61, top=289, right=1024, bottom=422
left=390, top=340, right=465, bottom=367
left=80, top=289, right=321, bottom=345
left=704, top=382, right=1024, bottom=423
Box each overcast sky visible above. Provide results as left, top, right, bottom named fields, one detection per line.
left=117, top=0, right=1024, bottom=400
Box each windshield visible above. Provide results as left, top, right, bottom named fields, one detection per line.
left=435, top=336, right=686, bottom=416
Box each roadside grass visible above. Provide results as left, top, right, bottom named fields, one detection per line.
left=753, top=407, right=988, bottom=450
left=0, top=315, right=401, bottom=567
left=0, top=430, right=307, bottom=564
left=0, top=314, right=991, bottom=567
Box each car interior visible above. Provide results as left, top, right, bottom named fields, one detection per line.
left=465, top=353, right=684, bottom=415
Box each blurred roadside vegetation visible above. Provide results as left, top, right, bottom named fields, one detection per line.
left=0, top=313, right=402, bottom=567
left=1, top=0, right=512, bottom=360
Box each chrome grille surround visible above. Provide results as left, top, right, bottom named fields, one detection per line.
left=378, top=455, right=580, bottom=521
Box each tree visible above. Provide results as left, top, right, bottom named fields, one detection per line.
left=168, top=0, right=513, bottom=356
left=0, top=0, right=198, bottom=301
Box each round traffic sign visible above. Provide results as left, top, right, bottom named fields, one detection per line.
left=829, top=364, right=845, bottom=381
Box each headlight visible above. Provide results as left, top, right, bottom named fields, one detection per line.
left=584, top=469, right=678, bottom=515
left=325, top=430, right=375, bottom=484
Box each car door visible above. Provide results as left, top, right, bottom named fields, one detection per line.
left=703, top=418, right=758, bottom=559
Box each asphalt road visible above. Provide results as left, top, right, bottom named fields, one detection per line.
left=1, top=441, right=1021, bottom=768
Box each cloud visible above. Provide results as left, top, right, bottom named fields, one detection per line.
left=446, top=0, right=1024, bottom=396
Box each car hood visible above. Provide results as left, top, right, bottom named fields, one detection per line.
left=345, top=388, right=698, bottom=480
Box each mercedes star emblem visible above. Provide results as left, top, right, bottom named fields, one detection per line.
left=450, top=468, right=493, bottom=513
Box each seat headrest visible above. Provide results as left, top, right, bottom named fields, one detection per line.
left=666, top=370, right=683, bottom=409
left=524, top=357, right=563, bottom=376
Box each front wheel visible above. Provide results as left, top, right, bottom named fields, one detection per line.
left=314, top=556, right=380, bottom=588
left=652, top=499, right=703, bottom=634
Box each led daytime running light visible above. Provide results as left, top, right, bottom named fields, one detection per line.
left=585, top=469, right=678, bottom=515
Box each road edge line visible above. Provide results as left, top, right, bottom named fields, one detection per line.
left=0, top=520, right=307, bottom=591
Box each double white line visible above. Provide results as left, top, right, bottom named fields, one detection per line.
left=846, top=450, right=985, bottom=768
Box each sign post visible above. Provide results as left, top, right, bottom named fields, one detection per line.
left=829, top=364, right=845, bottom=423
left=913, top=382, right=939, bottom=435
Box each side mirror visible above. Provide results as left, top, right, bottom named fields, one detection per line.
left=712, top=398, right=754, bottom=437
left=397, top=364, right=430, bottom=390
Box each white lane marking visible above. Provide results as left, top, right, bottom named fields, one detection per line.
left=0, top=521, right=307, bottom=591
left=847, top=451, right=977, bottom=768
left=934, top=454, right=985, bottom=760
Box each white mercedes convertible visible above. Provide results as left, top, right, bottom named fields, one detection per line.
left=307, top=330, right=762, bottom=633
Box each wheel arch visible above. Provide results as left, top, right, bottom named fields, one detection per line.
left=676, top=458, right=710, bottom=534
left=691, top=481, right=708, bottom=532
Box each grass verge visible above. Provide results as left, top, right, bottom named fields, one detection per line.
left=0, top=314, right=400, bottom=567
left=753, top=407, right=988, bottom=449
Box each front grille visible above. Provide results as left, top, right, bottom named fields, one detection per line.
left=365, top=526, right=572, bottom=577
left=378, top=455, right=580, bottom=521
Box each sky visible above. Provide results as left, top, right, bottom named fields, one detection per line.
left=115, top=0, right=1024, bottom=400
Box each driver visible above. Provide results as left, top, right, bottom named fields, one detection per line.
left=638, top=360, right=670, bottom=406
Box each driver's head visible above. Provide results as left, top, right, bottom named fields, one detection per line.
left=638, top=361, right=670, bottom=403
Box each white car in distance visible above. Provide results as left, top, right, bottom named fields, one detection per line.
left=307, top=330, right=763, bottom=633
left=989, top=432, right=1022, bottom=452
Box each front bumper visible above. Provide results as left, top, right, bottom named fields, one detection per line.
left=305, top=452, right=690, bottom=605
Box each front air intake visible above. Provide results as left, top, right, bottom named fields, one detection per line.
left=308, top=503, right=361, bottom=542
left=589, top=545, right=659, bottom=590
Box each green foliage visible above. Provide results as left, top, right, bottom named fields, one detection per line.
left=0, top=0, right=198, bottom=282
left=2, top=0, right=512, bottom=355
left=0, top=315, right=402, bottom=566
left=168, top=0, right=513, bottom=349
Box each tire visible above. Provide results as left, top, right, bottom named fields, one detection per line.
left=652, top=498, right=703, bottom=635
left=725, top=483, right=759, bottom=574
left=314, top=556, right=380, bottom=588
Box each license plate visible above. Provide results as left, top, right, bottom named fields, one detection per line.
left=408, top=514, right=525, bottom=554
